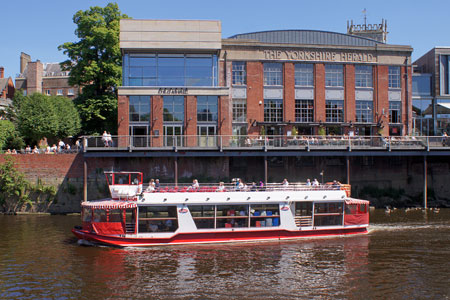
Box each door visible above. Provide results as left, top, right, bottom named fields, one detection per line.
left=294, top=202, right=313, bottom=227
left=266, top=126, right=283, bottom=147
left=130, top=125, right=148, bottom=148
left=164, top=125, right=183, bottom=147
left=198, top=125, right=217, bottom=147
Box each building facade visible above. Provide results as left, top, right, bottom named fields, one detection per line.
left=413, top=47, right=450, bottom=135
left=15, top=52, right=79, bottom=98
left=0, top=66, right=14, bottom=118
left=117, top=19, right=413, bottom=146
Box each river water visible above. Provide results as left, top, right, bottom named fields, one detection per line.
left=1, top=209, right=449, bottom=299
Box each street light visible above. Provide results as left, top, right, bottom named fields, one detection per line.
left=320, top=170, right=324, bottom=185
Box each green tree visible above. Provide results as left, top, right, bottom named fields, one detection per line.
left=0, top=120, right=24, bottom=150
left=58, top=3, right=129, bottom=134
left=16, top=93, right=80, bottom=144
left=0, top=156, right=31, bottom=213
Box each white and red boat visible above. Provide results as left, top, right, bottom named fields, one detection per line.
left=72, top=172, right=369, bottom=247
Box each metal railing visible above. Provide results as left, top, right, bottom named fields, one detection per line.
left=81, top=135, right=450, bottom=152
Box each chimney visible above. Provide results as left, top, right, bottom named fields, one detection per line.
left=20, top=52, right=31, bottom=74
left=0, top=66, right=4, bottom=78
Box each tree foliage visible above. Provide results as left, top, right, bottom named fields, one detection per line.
left=58, top=3, right=129, bottom=134
left=16, top=93, right=81, bottom=144
left=0, top=120, right=24, bottom=150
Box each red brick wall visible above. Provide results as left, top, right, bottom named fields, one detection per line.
left=219, top=95, right=232, bottom=136
left=117, top=95, right=129, bottom=147
left=185, top=96, right=197, bottom=146
left=376, top=65, right=389, bottom=136
left=151, top=95, right=163, bottom=147
left=247, top=62, right=263, bottom=135
left=314, top=64, right=326, bottom=132
left=284, top=63, right=295, bottom=133
left=402, top=65, right=413, bottom=135
left=345, top=64, right=355, bottom=123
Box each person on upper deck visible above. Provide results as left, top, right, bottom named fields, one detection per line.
left=155, top=179, right=160, bottom=189
left=192, top=179, right=199, bottom=189
left=217, top=182, right=225, bottom=192
left=146, top=179, right=155, bottom=192
left=282, top=179, right=289, bottom=187
left=250, top=182, right=257, bottom=191
left=306, top=179, right=311, bottom=186
left=312, top=178, right=319, bottom=186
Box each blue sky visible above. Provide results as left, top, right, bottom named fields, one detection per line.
left=1, top=0, right=448, bottom=78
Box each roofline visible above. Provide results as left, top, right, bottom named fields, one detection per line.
left=228, top=29, right=383, bottom=44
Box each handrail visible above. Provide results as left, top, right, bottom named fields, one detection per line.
left=80, top=135, right=450, bottom=152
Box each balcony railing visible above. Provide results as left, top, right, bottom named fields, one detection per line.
left=81, top=135, right=450, bottom=152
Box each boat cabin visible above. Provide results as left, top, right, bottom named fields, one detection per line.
left=105, top=171, right=143, bottom=200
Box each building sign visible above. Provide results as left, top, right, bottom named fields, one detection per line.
left=158, top=88, right=188, bottom=95
left=262, top=50, right=376, bottom=63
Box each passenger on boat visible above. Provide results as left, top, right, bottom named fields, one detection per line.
left=312, top=178, right=319, bottom=186
left=217, top=182, right=226, bottom=192
left=282, top=178, right=289, bottom=187
left=250, top=182, right=257, bottom=191
left=146, top=179, right=155, bottom=192
left=306, top=178, right=311, bottom=186
left=155, top=179, right=160, bottom=189
left=238, top=179, right=244, bottom=190
left=332, top=180, right=341, bottom=190
left=189, top=179, right=199, bottom=190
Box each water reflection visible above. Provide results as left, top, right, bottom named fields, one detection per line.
left=1, top=211, right=450, bottom=299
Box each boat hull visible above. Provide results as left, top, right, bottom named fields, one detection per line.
left=72, top=226, right=368, bottom=247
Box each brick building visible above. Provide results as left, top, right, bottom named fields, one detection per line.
left=0, top=66, right=14, bottom=117
left=117, top=19, right=413, bottom=145
left=15, top=52, right=79, bottom=98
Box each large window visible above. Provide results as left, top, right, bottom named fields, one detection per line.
left=232, top=99, right=247, bottom=122
left=189, top=205, right=215, bottom=229
left=232, top=62, right=246, bottom=85
left=264, top=99, right=283, bottom=122
left=163, top=96, right=184, bottom=122
left=129, top=96, right=150, bottom=122
left=124, top=53, right=218, bottom=87
left=355, top=65, right=373, bottom=88
left=295, top=100, right=314, bottom=122
left=197, top=96, right=218, bottom=122
left=355, top=101, right=373, bottom=123
left=325, top=64, right=344, bottom=87
left=264, top=63, right=283, bottom=86
left=389, top=101, right=401, bottom=123
left=314, top=202, right=343, bottom=227
left=326, top=100, right=344, bottom=122
left=295, top=64, right=314, bottom=86
left=138, top=206, right=178, bottom=233
left=389, top=66, right=401, bottom=88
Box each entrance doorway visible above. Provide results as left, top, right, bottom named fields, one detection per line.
left=130, top=125, right=149, bottom=148
left=164, top=125, right=183, bottom=147
left=198, top=125, right=217, bottom=147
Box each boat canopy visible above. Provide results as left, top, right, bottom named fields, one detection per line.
left=81, top=200, right=137, bottom=210
left=345, top=198, right=369, bottom=205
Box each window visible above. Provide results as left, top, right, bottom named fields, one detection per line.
left=232, top=124, right=247, bottom=136
left=232, top=62, right=246, bottom=85
left=124, top=53, right=218, bottom=87
left=264, top=99, right=283, bottom=122
left=389, top=66, right=401, bottom=88
left=129, top=96, right=150, bottom=122
left=295, top=64, right=314, bottom=86
left=389, top=101, right=401, bottom=123
left=325, top=64, right=344, bottom=87
left=326, top=100, right=344, bottom=122
left=314, top=202, right=343, bottom=227
left=189, top=205, right=215, bottom=229
left=163, top=96, right=184, bottom=122
left=295, top=100, right=314, bottom=122
left=232, top=99, right=247, bottom=122
left=355, top=100, right=373, bottom=123
left=68, top=89, right=74, bottom=96
left=57, top=89, right=63, bottom=95
left=45, top=89, right=51, bottom=95
left=138, top=206, right=178, bottom=233
left=216, top=205, right=249, bottom=228
left=412, top=74, right=432, bottom=96
left=250, top=204, right=280, bottom=227
left=197, top=96, right=218, bottom=122
left=264, top=63, right=283, bottom=86
left=355, top=65, right=373, bottom=88
left=93, top=209, right=107, bottom=222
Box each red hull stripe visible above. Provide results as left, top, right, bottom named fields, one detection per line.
left=72, top=227, right=368, bottom=247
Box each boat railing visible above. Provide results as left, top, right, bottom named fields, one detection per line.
left=142, top=182, right=351, bottom=196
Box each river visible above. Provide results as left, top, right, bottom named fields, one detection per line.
left=1, top=209, right=449, bottom=299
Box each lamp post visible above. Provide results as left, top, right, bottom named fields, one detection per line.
left=320, top=170, right=324, bottom=185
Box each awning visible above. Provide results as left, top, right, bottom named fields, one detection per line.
left=81, top=200, right=137, bottom=209
left=345, top=198, right=370, bottom=205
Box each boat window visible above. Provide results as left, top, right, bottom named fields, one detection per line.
left=216, top=205, right=249, bottom=228
left=114, top=174, right=129, bottom=185
left=359, top=204, right=367, bottom=213
left=295, top=202, right=312, bottom=216
left=345, top=204, right=358, bottom=214
left=314, top=202, right=343, bottom=227
left=250, top=204, right=280, bottom=227
left=82, top=207, right=92, bottom=222
left=130, top=173, right=141, bottom=185
left=109, top=209, right=123, bottom=222
left=138, top=206, right=178, bottom=233
left=93, top=209, right=107, bottom=222
left=189, top=205, right=215, bottom=229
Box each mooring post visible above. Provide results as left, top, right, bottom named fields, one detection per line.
left=83, top=159, right=87, bottom=202
left=174, top=156, right=178, bottom=187
left=346, top=156, right=350, bottom=185
left=264, top=156, right=268, bottom=185
left=423, top=155, right=427, bottom=209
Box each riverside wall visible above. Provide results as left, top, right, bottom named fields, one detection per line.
left=0, top=153, right=449, bottom=213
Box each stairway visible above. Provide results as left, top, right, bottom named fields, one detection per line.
left=295, top=216, right=313, bottom=227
